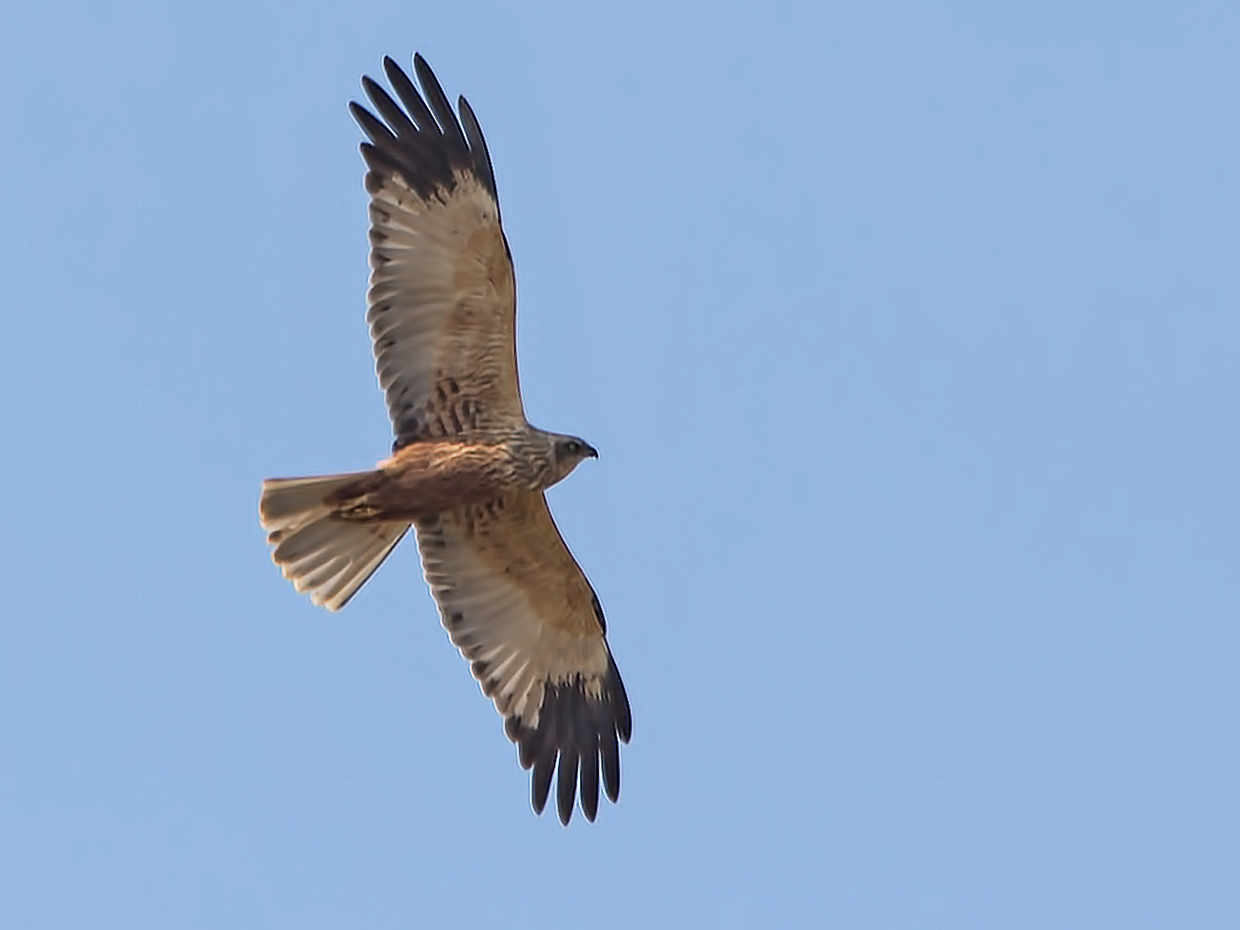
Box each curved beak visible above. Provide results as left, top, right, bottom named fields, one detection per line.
left=586, top=443, right=600, bottom=460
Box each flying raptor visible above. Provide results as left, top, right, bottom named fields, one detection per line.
left=259, top=54, right=631, bottom=825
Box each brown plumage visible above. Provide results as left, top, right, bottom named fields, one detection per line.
left=258, top=54, right=630, bottom=825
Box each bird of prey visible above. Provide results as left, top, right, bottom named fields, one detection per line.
left=259, top=54, right=631, bottom=825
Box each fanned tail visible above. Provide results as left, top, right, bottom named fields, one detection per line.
left=259, top=472, right=409, bottom=611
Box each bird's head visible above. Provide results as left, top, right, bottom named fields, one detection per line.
left=548, top=433, right=599, bottom=486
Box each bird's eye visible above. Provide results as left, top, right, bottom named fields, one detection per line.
left=565, top=440, right=580, bottom=454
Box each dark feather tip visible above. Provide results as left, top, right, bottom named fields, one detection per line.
left=508, top=656, right=632, bottom=824
left=350, top=53, right=498, bottom=202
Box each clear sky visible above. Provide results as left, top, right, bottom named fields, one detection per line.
left=3, top=1, right=1238, bottom=927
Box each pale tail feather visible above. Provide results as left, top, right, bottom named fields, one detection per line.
left=259, top=473, right=409, bottom=611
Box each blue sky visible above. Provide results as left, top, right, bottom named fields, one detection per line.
left=3, top=1, right=1238, bottom=927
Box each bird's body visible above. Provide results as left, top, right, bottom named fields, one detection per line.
left=259, top=54, right=630, bottom=825
left=328, top=434, right=559, bottom=522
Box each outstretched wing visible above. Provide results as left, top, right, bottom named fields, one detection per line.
left=351, top=55, right=524, bottom=449
left=414, top=492, right=632, bottom=824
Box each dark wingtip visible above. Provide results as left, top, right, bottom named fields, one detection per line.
left=352, top=52, right=494, bottom=202
left=578, top=714, right=601, bottom=822
left=609, top=653, right=633, bottom=743
left=601, top=728, right=621, bottom=804
left=531, top=754, right=554, bottom=815
left=412, top=52, right=466, bottom=148
left=505, top=656, right=631, bottom=824
left=349, top=101, right=392, bottom=145
left=556, top=749, right=579, bottom=826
